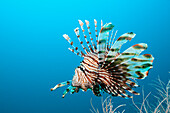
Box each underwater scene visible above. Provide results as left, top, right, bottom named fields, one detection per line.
left=0, top=0, right=169, bottom=113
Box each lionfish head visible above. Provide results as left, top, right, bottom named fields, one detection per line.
left=72, top=67, right=93, bottom=91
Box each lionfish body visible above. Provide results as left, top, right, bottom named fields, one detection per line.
left=51, top=20, right=154, bottom=98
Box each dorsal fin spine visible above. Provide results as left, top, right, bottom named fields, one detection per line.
left=94, top=19, right=98, bottom=49
left=74, top=27, right=88, bottom=54
left=85, top=20, right=97, bottom=52
left=78, top=20, right=94, bottom=53
left=63, top=34, right=83, bottom=57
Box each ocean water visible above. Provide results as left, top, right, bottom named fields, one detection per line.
left=0, top=0, right=170, bottom=113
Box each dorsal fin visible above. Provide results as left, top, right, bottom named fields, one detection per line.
left=85, top=20, right=97, bottom=52
left=94, top=19, right=98, bottom=47
left=104, top=32, right=136, bottom=66
left=101, top=30, right=118, bottom=68
left=106, top=31, right=110, bottom=50
left=108, top=29, right=114, bottom=49
left=74, top=27, right=89, bottom=54
left=78, top=20, right=94, bottom=53
left=106, top=43, right=148, bottom=70
left=109, top=30, right=118, bottom=50
left=101, top=20, right=103, bottom=28
left=63, top=34, right=84, bottom=57
left=68, top=48, right=85, bottom=57
left=97, top=23, right=114, bottom=67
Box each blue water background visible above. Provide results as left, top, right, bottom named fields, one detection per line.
left=0, top=0, right=170, bottom=113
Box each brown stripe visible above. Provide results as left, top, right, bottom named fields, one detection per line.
left=72, top=49, right=74, bottom=52
left=146, top=71, right=149, bottom=76
left=88, top=55, right=98, bottom=64
left=90, top=47, right=94, bottom=53
left=82, top=60, right=97, bottom=69
left=83, top=66, right=96, bottom=76
left=70, top=41, right=73, bottom=45
left=98, top=75, right=112, bottom=86
left=79, top=66, right=92, bottom=84
left=67, top=81, right=70, bottom=85
left=90, top=53, right=98, bottom=59
left=76, top=69, right=80, bottom=82
left=130, top=82, right=135, bottom=87
left=117, top=36, right=132, bottom=41
left=81, top=51, right=85, bottom=56
left=143, top=54, right=152, bottom=58
left=132, top=91, right=139, bottom=95
left=132, top=44, right=147, bottom=49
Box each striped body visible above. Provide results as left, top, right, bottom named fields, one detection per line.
left=51, top=19, right=154, bottom=98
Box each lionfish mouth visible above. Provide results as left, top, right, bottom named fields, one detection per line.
left=51, top=19, right=154, bottom=98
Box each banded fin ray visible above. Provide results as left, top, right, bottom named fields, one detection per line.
left=107, top=43, right=154, bottom=79
left=126, top=54, right=154, bottom=79
left=104, top=32, right=136, bottom=66
left=51, top=80, right=72, bottom=91
left=74, top=27, right=89, bottom=54
left=106, top=43, right=148, bottom=69
left=110, top=30, right=118, bottom=50
left=97, top=23, right=114, bottom=67
left=108, top=30, right=114, bottom=49
left=85, top=20, right=97, bottom=52
left=63, top=34, right=84, bottom=57
left=78, top=20, right=94, bottom=53
left=68, top=48, right=85, bottom=57
left=94, top=19, right=98, bottom=46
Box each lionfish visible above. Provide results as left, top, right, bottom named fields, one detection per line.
left=51, top=20, right=154, bottom=98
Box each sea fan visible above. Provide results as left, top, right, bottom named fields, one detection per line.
left=132, top=77, right=170, bottom=113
